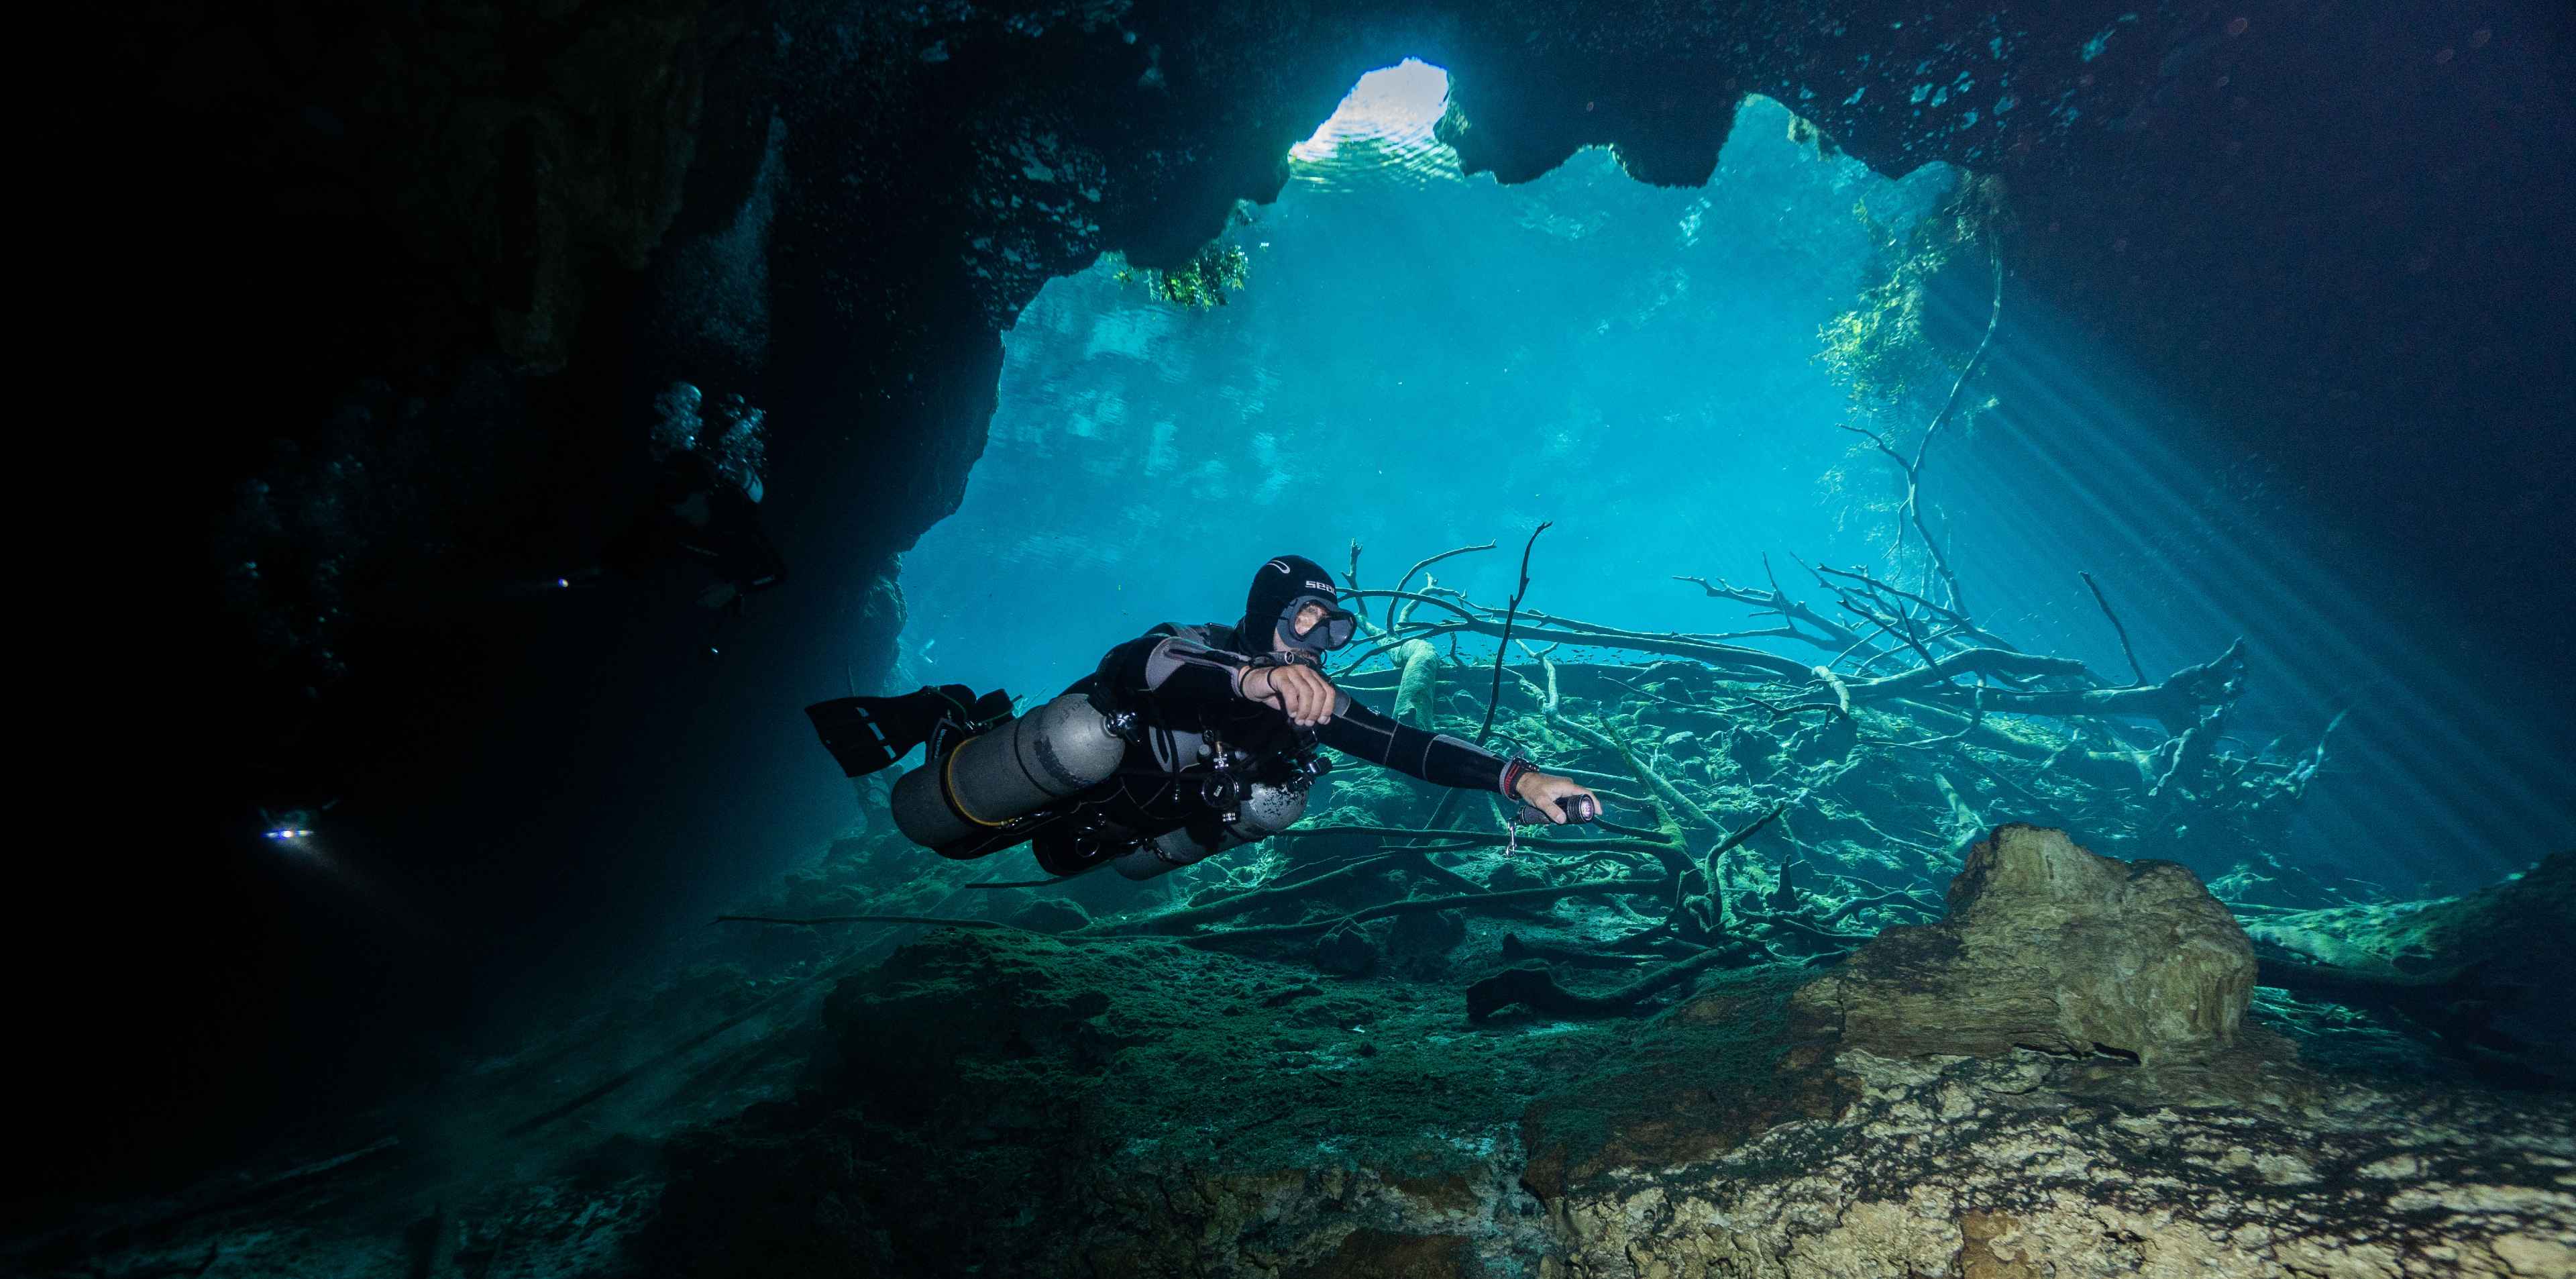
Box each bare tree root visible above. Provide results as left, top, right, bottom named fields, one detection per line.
left=1479, top=522, right=1553, bottom=744
left=1825, top=648, right=2088, bottom=701
left=1376, top=616, right=1817, bottom=682
left=1546, top=707, right=1722, bottom=839
left=1985, top=639, right=2246, bottom=731
left=1833, top=247, right=2002, bottom=614
left=1674, top=553, right=1888, bottom=660
left=1498, top=932, right=1690, bottom=969
left=2080, top=570, right=2149, bottom=685
left=1811, top=887, right=1940, bottom=927
left=1730, top=911, right=1877, bottom=950
left=1084, top=854, right=1400, bottom=933
left=1392, top=542, right=1497, bottom=607
left=1793, top=558, right=2019, bottom=659
left=1145, top=876, right=1669, bottom=945
left=1273, top=825, right=1679, bottom=855
left=713, top=913, right=1038, bottom=931
left=2255, top=955, right=2494, bottom=1009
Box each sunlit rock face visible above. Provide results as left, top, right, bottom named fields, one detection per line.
left=1545, top=1049, right=2575, bottom=1279
left=1538, top=828, right=2569, bottom=1278
left=1813, top=823, right=2257, bottom=1066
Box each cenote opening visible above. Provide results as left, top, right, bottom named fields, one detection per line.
left=35, top=15, right=2576, bottom=1279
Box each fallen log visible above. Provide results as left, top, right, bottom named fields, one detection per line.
left=1465, top=945, right=1755, bottom=1021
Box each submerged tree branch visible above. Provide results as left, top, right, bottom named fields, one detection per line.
left=2080, top=570, right=2148, bottom=686
left=1480, top=522, right=1552, bottom=746
left=1153, top=876, right=1670, bottom=944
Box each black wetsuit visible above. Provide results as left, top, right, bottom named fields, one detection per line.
left=1029, top=621, right=1519, bottom=875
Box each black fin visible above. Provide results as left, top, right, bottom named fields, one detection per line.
left=924, top=686, right=1016, bottom=766
left=807, top=685, right=1012, bottom=778
left=805, top=689, right=949, bottom=777
left=967, top=688, right=1016, bottom=729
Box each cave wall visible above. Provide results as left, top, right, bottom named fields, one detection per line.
left=58, top=0, right=2572, bottom=1198
left=140, top=0, right=2575, bottom=788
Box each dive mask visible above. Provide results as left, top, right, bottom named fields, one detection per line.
left=1275, top=593, right=1358, bottom=653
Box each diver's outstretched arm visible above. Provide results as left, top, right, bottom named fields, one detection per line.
left=1319, top=699, right=1595, bottom=823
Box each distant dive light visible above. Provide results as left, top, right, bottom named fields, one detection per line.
left=258, top=803, right=331, bottom=846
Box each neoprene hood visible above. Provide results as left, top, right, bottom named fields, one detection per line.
left=1242, top=555, right=1354, bottom=655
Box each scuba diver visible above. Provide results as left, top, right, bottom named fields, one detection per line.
left=598, top=446, right=785, bottom=612
left=806, top=554, right=1601, bottom=880
left=544, top=384, right=782, bottom=621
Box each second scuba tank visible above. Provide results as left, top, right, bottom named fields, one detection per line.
left=1112, top=780, right=1309, bottom=880
left=892, top=693, right=1126, bottom=850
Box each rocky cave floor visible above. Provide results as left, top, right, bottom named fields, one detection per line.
left=19, top=834, right=2574, bottom=1279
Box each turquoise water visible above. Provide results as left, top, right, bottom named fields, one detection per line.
left=906, top=90, right=1949, bottom=698
left=896, top=66, right=2562, bottom=897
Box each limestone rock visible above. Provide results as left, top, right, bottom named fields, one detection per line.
left=1388, top=908, right=1468, bottom=972
left=1546, top=1050, right=2576, bottom=1279
left=1288, top=1227, right=1473, bottom=1278
left=1319, top=918, right=1388, bottom=976
left=1518, top=968, right=1854, bottom=1201
left=647, top=929, right=1581, bottom=1277
left=1812, top=823, right=2255, bottom=1065
left=1010, top=897, right=1092, bottom=935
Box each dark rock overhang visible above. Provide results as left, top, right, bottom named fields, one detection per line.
left=137, top=0, right=2573, bottom=739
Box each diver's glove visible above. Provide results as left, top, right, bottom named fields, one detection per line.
left=1502, top=756, right=1601, bottom=825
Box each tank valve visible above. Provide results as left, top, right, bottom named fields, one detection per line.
left=1199, top=771, right=1248, bottom=811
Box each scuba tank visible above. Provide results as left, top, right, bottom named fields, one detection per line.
left=1112, top=780, right=1308, bottom=880
left=890, top=693, right=1128, bottom=851
left=1110, top=739, right=1328, bottom=880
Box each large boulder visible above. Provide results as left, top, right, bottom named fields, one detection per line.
left=1806, top=823, right=2255, bottom=1066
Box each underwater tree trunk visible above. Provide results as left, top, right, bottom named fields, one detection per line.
left=1390, top=638, right=1440, bottom=726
